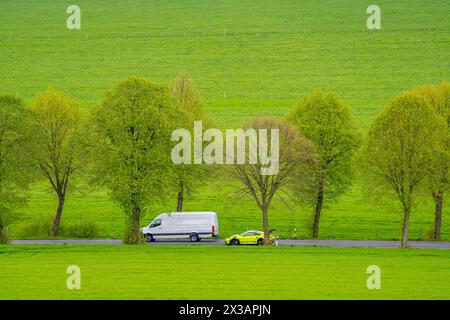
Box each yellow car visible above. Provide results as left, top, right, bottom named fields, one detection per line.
left=225, top=230, right=276, bottom=245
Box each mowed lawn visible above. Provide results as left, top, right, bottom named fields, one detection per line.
left=1, top=0, right=450, bottom=240
left=0, top=245, right=449, bottom=300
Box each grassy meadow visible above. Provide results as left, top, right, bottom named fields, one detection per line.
left=1, top=245, right=449, bottom=299
left=1, top=0, right=450, bottom=240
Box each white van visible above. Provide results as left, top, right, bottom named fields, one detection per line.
left=141, top=211, right=219, bottom=242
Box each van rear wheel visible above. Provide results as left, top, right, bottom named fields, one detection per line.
left=189, top=233, right=200, bottom=242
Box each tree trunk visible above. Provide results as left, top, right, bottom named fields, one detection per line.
left=0, top=224, right=8, bottom=244
left=125, top=206, right=141, bottom=244
left=312, top=180, right=324, bottom=239
left=401, top=206, right=410, bottom=248
left=433, top=192, right=443, bottom=241
left=52, top=195, right=65, bottom=236
left=177, top=181, right=184, bottom=212
left=262, top=206, right=269, bottom=244
left=131, top=212, right=141, bottom=243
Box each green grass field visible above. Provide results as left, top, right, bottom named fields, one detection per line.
left=0, top=245, right=449, bottom=299
left=1, top=0, right=450, bottom=240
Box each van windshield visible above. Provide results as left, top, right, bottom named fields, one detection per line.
left=149, top=218, right=161, bottom=228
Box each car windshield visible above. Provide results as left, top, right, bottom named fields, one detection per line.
left=149, top=218, right=161, bottom=228
left=241, top=231, right=260, bottom=236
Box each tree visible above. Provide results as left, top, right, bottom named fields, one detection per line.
left=411, top=82, right=450, bottom=240
left=32, top=88, right=86, bottom=236
left=171, top=73, right=211, bottom=212
left=91, top=77, right=188, bottom=244
left=288, top=91, right=361, bottom=238
left=0, top=95, right=37, bottom=243
left=359, top=93, right=446, bottom=248
left=231, top=117, right=318, bottom=244
left=172, top=73, right=205, bottom=121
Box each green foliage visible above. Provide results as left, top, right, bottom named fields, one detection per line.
left=411, top=83, right=450, bottom=195
left=17, top=216, right=99, bottom=239
left=32, top=88, right=87, bottom=192
left=361, top=93, right=446, bottom=203
left=91, top=77, right=189, bottom=243
left=59, top=220, right=99, bottom=238
left=360, top=93, right=447, bottom=247
left=289, top=91, right=361, bottom=202
left=172, top=73, right=205, bottom=122
left=31, top=88, right=87, bottom=236
left=16, top=216, right=53, bottom=238
left=0, top=95, right=37, bottom=243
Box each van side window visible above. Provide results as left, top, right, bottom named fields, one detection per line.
left=150, top=218, right=162, bottom=228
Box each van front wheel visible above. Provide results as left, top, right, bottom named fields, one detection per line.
left=144, top=234, right=154, bottom=242
left=189, top=233, right=200, bottom=242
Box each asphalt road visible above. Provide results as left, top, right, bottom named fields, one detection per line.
left=10, top=239, right=450, bottom=249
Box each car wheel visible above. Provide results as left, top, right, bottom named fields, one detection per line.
left=189, top=233, right=200, bottom=242
left=145, top=234, right=154, bottom=242
left=231, top=239, right=240, bottom=245
left=257, top=238, right=264, bottom=246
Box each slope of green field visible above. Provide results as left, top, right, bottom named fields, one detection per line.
left=1, top=245, right=449, bottom=299
left=1, top=0, right=450, bottom=240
